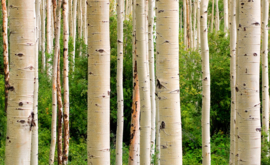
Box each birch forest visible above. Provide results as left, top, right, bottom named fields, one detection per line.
left=1, top=0, right=270, bottom=164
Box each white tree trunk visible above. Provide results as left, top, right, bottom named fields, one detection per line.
left=223, top=0, right=228, bottom=34
left=69, top=0, right=73, bottom=41
left=236, top=0, right=261, bottom=164
left=49, top=0, right=63, bottom=164
left=189, top=0, right=193, bottom=48
left=41, top=0, right=46, bottom=72
left=262, top=0, right=269, bottom=143
left=197, top=0, right=201, bottom=48
left=5, top=0, right=36, bottom=164
left=156, top=0, right=182, bottom=164
left=47, top=0, right=53, bottom=77
left=31, top=0, right=40, bottom=164
left=136, top=0, right=152, bottom=164
left=116, top=0, right=124, bottom=164
left=87, top=0, right=111, bottom=164
left=82, top=0, right=87, bottom=45
left=215, top=0, right=219, bottom=32
left=71, top=0, right=78, bottom=73
left=148, top=0, right=156, bottom=159
left=211, top=0, right=214, bottom=33
left=229, top=0, right=236, bottom=164
left=78, top=0, right=82, bottom=57
left=200, top=0, right=211, bottom=164
left=63, top=0, right=70, bottom=164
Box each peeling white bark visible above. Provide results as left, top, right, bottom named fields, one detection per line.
left=87, top=0, right=111, bottom=164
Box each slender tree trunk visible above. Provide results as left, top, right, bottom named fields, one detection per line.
left=211, top=0, right=214, bottom=33
left=69, top=0, right=73, bottom=41
left=31, top=1, right=40, bottom=164
left=193, top=0, right=197, bottom=49
left=197, top=0, right=201, bottom=48
left=229, top=0, right=236, bottom=164
left=200, top=0, right=211, bottom=164
left=237, top=0, right=261, bottom=164
left=53, top=0, right=57, bottom=37
left=234, top=1, right=239, bottom=163
left=5, top=0, right=36, bottom=163
left=57, top=52, right=63, bottom=165
left=78, top=0, right=82, bottom=57
left=47, top=0, right=53, bottom=77
left=116, top=0, right=124, bottom=164
left=215, top=0, right=219, bottom=32
left=71, top=0, right=78, bottom=73
left=183, top=0, right=187, bottom=47
left=128, top=1, right=140, bottom=164
left=2, top=0, right=9, bottom=113
left=262, top=0, right=269, bottom=143
left=148, top=0, right=156, bottom=159
left=82, top=0, right=87, bottom=44
left=49, top=0, right=63, bottom=164
left=63, top=0, right=70, bottom=164
left=156, top=0, right=182, bottom=164
left=136, top=0, right=151, bottom=164
left=223, top=0, right=228, bottom=34
left=186, top=0, right=190, bottom=48
left=41, top=0, right=46, bottom=72
left=87, top=0, right=110, bottom=164
left=190, top=0, right=193, bottom=48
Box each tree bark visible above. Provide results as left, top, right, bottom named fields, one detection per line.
left=136, top=0, right=152, bottom=164
left=229, top=0, right=236, bottom=164
left=5, top=0, right=36, bottom=163
left=31, top=0, right=40, bottom=164
left=148, top=0, right=156, bottom=159
left=57, top=51, right=63, bottom=165
left=78, top=0, right=82, bottom=57
left=189, top=0, right=193, bottom=48
left=71, top=0, right=78, bottom=73
left=128, top=1, right=140, bottom=164
left=63, top=0, right=70, bottom=164
left=183, top=0, right=187, bottom=47
left=53, top=0, right=57, bottom=38
left=116, top=0, right=124, bottom=164
left=69, top=0, right=74, bottom=43
left=82, top=0, right=87, bottom=45
left=236, top=0, right=261, bottom=163
left=186, top=0, right=190, bottom=48
left=2, top=0, right=9, bottom=113
left=87, top=0, right=111, bottom=164
left=197, top=0, right=201, bottom=48
left=41, top=0, right=46, bottom=72
left=47, top=0, right=53, bottom=77
left=200, top=0, right=211, bottom=164
left=262, top=0, right=269, bottom=143
left=49, top=0, right=63, bottom=164
left=156, top=0, right=182, bottom=164
left=223, top=0, right=228, bottom=34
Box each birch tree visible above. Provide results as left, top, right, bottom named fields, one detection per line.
left=200, top=0, right=211, bottom=164
left=63, top=0, right=70, bottom=164
left=5, top=0, right=36, bottom=163
left=237, top=0, right=261, bottom=163
left=148, top=0, right=156, bottom=158
left=128, top=1, right=140, bottom=164
left=116, top=0, right=124, bottom=164
left=136, top=0, right=152, bottom=164
left=223, top=0, right=228, bottom=34
left=71, top=0, right=78, bottom=73
left=87, top=0, right=111, bottom=164
left=31, top=0, right=41, bottom=164
left=156, top=0, right=182, bottom=164
left=186, top=0, right=190, bottom=48
left=47, top=0, right=53, bottom=77
left=229, top=0, right=236, bottom=164
left=262, top=0, right=269, bottom=142
left=2, top=0, right=9, bottom=113
left=82, top=0, right=87, bottom=44
left=193, top=0, right=197, bottom=49
left=197, top=0, right=201, bottom=48
left=41, top=0, right=46, bottom=72
left=49, top=0, right=63, bottom=164
left=183, top=0, right=187, bottom=47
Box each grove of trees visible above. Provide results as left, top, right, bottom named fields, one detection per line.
left=0, top=0, right=270, bottom=165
